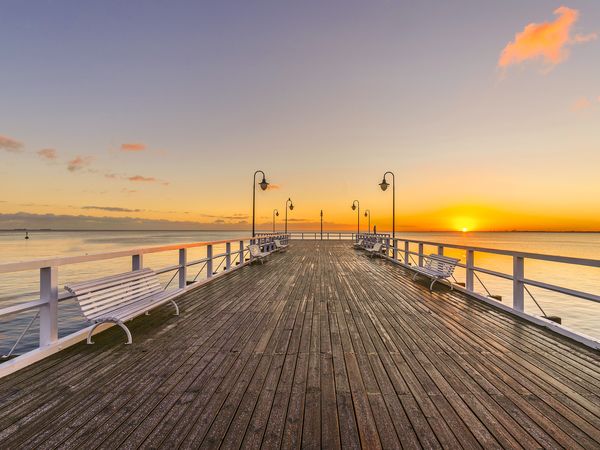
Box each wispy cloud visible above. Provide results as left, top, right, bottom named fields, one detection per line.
left=82, top=205, right=143, bottom=212
left=498, top=6, right=596, bottom=71
left=37, top=148, right=58, bottom=160
left=120, top=143, right=146, bottom=152
left=67, top=155, right=94, bottom=172
left=0, top=135, right=24, bottom=153
left=128, top=175, right=169, bottom=185
left=571, top=97, right=592, bottom=112
left=267, top=183, right=281, bottom=190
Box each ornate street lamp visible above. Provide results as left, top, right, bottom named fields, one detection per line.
left=379, top=171, right=395, bottom=240
left=364, top=209, right=371, bottom=233
left=252, top=170, right=269, bottom=237
left=351, top=200, right=360, bottom=235
left=273, top=209, right=279, bottom=232
left=285, top=198, right=294, bottom=233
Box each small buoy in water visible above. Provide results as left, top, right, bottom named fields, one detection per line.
left=25, top=231, right=29, bottom=240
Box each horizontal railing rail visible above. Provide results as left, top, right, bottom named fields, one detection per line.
left=0, top=233, right=289, bottom=367
left=356, top=233, right=600, bottom=348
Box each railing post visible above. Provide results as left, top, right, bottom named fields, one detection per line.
left=239, top=240, right=245, bottom=264
left=513, top=256, right=524, bottom=311
left=207, top=244, right=213, bottom=278
left=404, top=241, right=409, bottom=265
left=392, top=239, right=398, bottom=260
left=39, top=266, right=58, bottom=347
left=385, top=238, right=390, bottom=257
left=466, top=249, right=474, bottom=291
left=132, top=254, right=143, bottom=271
left=437, top=245, right=444, bottom=255
left=178, top=248, right=187, bottom=288
left=418, top=243, right=424, bottom=267
left=226, top=242, right=231, bottom=270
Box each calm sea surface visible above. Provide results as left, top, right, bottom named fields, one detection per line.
left=1, top=230, right=599, bottom=356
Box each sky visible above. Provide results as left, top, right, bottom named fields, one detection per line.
left=1, top=0, right=599, bottom=232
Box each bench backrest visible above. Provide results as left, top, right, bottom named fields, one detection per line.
left=274, top=239, right=283, bottom=247
left=424, top=254, right=460, bottom=277
left=372, top=242, right=382, bottom=252
left=248, top=244, right=263, bottom=257
left=65, top=268, right=162, bottom=321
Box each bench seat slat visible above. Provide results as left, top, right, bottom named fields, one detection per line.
left=79, top=285, right=164, bottom=318
left=65, top=269, right=157, bottom=293
left=95, top=290, right=180, bottom=323
left=75, top=279, right=161, bottom=308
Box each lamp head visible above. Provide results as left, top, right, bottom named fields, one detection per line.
left=364, top=211, right=368, bottom=217
left=379, top=178, right=389, bottom=191
left=276, top=211, right=279, bottom=217
left=351, top=204, right=356, bottom=211
left=259, top=176, right=269, bottom=191
left=289, top=203, right=294, bottom=211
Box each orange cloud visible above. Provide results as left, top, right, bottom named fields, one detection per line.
left=0, top=135, right=23, bottom=153
left=571, top=97, right=591, bottom=111
left=498, top=6, right=594, bottom=69
left=267, top=183, right=280, bottom=190
left=37, top=148, right=58, bottom=160
left=129, top=175, right=156, bottom=182
left=120, top=143, right=146, bottom=152
left=67, top=155, right=94, bottom=172
left=128, top=175, right=169, bottom=185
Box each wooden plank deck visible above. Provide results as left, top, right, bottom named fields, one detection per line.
left=1, top=240, right=599, bottom=449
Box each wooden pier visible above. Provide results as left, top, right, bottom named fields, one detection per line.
left=1, top=241, right=599, bottom=449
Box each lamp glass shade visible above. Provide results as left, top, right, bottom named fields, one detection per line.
left=276, top=211, right=279, bottom=216
left=289, top=203, right=294, bottom=211
left=364, top=212, right=368, bottom=217
left=351, top=204, right=356, bottom=211
left=259, top=177, right=269, bottom=190
left=379, top=179, right=389, bottom=191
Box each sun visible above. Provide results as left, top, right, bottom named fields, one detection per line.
left=461, top=227, right=469, bottom=233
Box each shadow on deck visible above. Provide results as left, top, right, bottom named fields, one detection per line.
left=1, top=241, right=599, bottom=449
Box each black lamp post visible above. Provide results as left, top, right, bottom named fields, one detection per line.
left=285, top=198, right=294, bottom=233
left=273, top=209, right=279, bottom=232
left=379, top=172, right=395, bottom=240
left=252, top=170, right=269, bottom=237
left=364, top=209, right=371, bottom=233
left=351, top=200, right=360, bottom=235
left=320, top=210, right=323, bottom=240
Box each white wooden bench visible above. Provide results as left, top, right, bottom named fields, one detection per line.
left=353, top=239, right=364, bottom=249
left=412, top=254, right=460, bottom=291
left=65, top=268, right=180, bottom=345
left=366, top=242, right=383, bottom=257
left=248, top=244, right=269, bottom=264
left=274, top=239, right=288, bottom=252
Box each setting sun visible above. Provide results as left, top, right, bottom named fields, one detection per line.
left=461, top=227, right=469, bottom=233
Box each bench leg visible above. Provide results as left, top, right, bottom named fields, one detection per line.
left=116, top=321, right=133, bottom=344
left=412, top=272, right=419, bottom=281
left=430, top=279, right=436, bottom=291
left=170, top=300, right=180, bottom=316
left=87, top=320, right=132, bottom=345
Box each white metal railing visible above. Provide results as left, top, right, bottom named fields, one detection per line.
left=0, top=233, right=289, bottom=365
left=356, top=233, right=600, bottom=348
